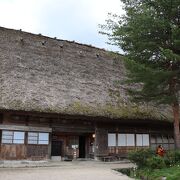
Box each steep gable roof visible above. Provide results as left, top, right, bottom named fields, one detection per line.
left=0, top=27, right=172, bottom=121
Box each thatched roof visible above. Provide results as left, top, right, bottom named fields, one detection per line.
left=0, top=27, right=172, bottom=121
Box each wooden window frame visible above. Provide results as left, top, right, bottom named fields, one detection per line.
left=28, top=132, right=49, bottom=145
left=136, top=134, right=150, bottom=147
left=1, top=130, right=25, bottom=144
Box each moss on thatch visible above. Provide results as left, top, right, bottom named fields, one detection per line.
left=0, top=27, right=173, bottom=122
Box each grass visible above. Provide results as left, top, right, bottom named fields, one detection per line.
left=116, top=165, right=180, bottom=180
left=144, top=165, right=180, bottom=180
left=123, top=149, right=180, bottom=179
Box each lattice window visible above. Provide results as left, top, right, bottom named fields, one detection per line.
left=136, top=134, right=149, bottom=146
left=118, top=134, right=135, bottom=146
left=2, top=130, right=24, bottom=144
left=108, top=133, right=116, bottom=147
left=28, top=132, right=49, bottom=145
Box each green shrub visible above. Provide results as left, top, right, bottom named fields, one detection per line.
left=164, top=156, right=173, bottom=167
left=164, top=150, right=180, bottom=166
left=175, top=150, right=180, bottom=164
left=128, top=149, right=180, bottom=169
left=146, top=156, right=166, bottom=169
left=128, top=148, right=155, bottom=168
left=165, top=151, right=176, bottom=166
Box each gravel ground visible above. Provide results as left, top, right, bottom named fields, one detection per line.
left=0, top=161, right=134, bottom=180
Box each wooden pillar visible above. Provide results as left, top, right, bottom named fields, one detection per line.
left=0, top=113, right=3, bottom=124
left=94, top=127, right=108, bottom=158
left=48, top=133, right=52, bottom=159
left=85, top=136, right=89, bottom=158
left=0, top=113, right=4, bottom=145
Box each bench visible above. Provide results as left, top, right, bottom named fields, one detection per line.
left=99, top=155, right=116, bottom=162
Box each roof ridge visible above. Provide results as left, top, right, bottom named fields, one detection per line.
left=0, top=26, right=111, bottom=52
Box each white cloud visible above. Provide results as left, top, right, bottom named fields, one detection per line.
left=0, top=0, right=38, bottom=32
left=87, top=0, right=123, bottom=23
left=0, top=0, right=123, bottom=51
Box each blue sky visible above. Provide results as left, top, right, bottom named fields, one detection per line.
left=0, top=0, right=124, bottom=52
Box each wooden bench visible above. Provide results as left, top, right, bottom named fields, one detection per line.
left=99, top=155, right=116, bottom=162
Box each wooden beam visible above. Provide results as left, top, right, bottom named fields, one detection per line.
left=53, top=126, right=94, bottom=133
left=0, top=125, right=52, bottom=132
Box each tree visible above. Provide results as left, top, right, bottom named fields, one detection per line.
left=100, top=0, right=180, bottom=149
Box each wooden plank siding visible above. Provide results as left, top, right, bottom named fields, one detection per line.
left=0, top=144, right=26, bottom=160
left=0, top=125, right=52, bottom=132
left=0, top=112, right=96, bottom=160
left=0, top=111, right=175, bottom=160
left=0, top=112, right=51, bottom=160
left=26, top=145, right=49, bottom=160
left=95, top=127, right=108, bottom=157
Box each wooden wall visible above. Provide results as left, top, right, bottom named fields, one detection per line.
left=95, top=128, right=108, bottom=156
left=0, top=112, right=50, bottom=160
left=0, top=111, right=175, bottom=160
left=94, top=122, right=174, bottom=158
left=26, top=145, right=49, bottom=160
left=0, top=112, right=95, bottom=160
left=0, top=144, right=26, bottom=160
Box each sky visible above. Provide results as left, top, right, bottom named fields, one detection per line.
left=0, top=0, right=124, bottom=52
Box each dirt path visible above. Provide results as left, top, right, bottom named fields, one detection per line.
left=0, top=161, right=134, bottom=180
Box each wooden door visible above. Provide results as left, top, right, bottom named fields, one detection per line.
left=51, top=140, right=63, bottom=156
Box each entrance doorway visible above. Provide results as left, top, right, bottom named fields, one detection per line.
left=79, top=136, right=86, bottom=158
left=51, top=140, right=63, bottom=156
left=51, top=133, right=90, bottom=159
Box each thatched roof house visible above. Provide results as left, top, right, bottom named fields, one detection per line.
left=0, top=27, right=175, bottom=161
left=0, top=27, right=172, bottom=121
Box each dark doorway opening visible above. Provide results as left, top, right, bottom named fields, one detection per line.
left=79, top=136, right=86, bottom=158
left=51, top=140, right=63, bottom=156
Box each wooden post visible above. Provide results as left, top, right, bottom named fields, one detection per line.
left=48, top=133, right=52, bottom=159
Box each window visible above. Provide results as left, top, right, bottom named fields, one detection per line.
left=136, top=134, right=149, bottom=146
left=108, top=133, right=116, bottom=146
left=39, top=133, right=49, bottom=144
left=157, top=136, right=163, bottom=143
left=118, top=134, right=135, bottom=146
left=150, top=135, right=156, bottom=144
left=169, top=136, right=174, bottom=143
left=162, top=136, right=168, bottom=143
left=13, top=132, right=25, bottom=144
left=118, top=134, right=126, bottom=146
left=150, top=134, right=175, bottom=150
left=127, top=134, right=135, bottom=146
left=2, top=130, right=24, bottom=144
left=28, top=132, right=49, bottom=145
left=2, top=131, right=13, bottom=144
left=28, top=132, right=38, bottom=144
